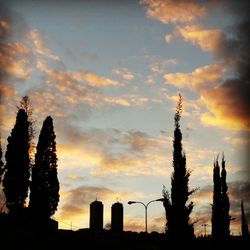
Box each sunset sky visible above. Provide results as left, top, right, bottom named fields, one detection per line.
left=0, top=0, right=249, bottom=236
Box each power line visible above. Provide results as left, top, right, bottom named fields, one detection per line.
left=55, top=218, right=81, bottom=230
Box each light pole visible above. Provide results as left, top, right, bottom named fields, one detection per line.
left=128, top=198, right=164, bottom=233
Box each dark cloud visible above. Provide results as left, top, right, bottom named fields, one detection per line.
left=219, top=1, right=250, bottom=178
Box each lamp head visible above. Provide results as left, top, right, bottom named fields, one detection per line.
left=128, top=201, right=136, bottom=205
left=155, top=198, right=164, bottom=202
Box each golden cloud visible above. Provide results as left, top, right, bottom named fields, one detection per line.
left=56, top=185, right=130, bottom=229
left=164, top=64, right=225, bottom=91
left=55, top=128, right=172, bottom=178
left=36, top=60, right=160, bottom=109
left=164, top=64, right=249, bottom=130
left=0, top=42, right=32, bottom=80
left=72, top=71, right=119, bottom=87
left=200, top=80, right=250, bottom=131
left=177, top=25, right=223, bottom=52
left=140, top=0, right=206, bottom=24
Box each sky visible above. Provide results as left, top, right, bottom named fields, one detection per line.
left=0, top=0, right=249, bottom=236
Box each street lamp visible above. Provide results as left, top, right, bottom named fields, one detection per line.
left=128, top=198, right=164, bottom=233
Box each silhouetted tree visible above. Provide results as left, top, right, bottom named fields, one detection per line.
left=18, top=96, right=35, bottom=162
left=0, top=137, right=4, bottom=184
left=211, top=154, right=231, bottom=238
left=2, top=109, right=30, bottom=216
left=163, top=94, right=195, bottom=239
left=241, top=200, right=249, bottom=238
left=221, top=154, right=230, bottom=237
left=29, top=116, right=59, bottom=221
left=211, top=157, right=221, bottom=238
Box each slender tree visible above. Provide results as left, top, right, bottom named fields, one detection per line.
left=2, top=109, right=30, bottom=216
left=29, top=116, right=59, bottom=221
left=211, top=157, right=222, bottom=238
left=163, top=94, right=195, bottom=239
left=18, top=96, right=35, bottom=162
left=241, top=200, right=249, bottom=238
left=0, top=137, right=4, bottom=184
left=221, top=154, right=230, bottom=237
left=211, top=154, right=231, bottom=238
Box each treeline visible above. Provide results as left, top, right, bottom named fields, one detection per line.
left=0, top=96, right=59, bottom=229
left=0, top=95, right=249, bottom=242
left=161, top=94, right=249, bottom=240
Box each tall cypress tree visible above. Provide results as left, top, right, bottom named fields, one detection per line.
left=2, top=109, right=30, bottom=216
left=18, top=96, right=35, bottom=163
left=211, top=157, right=222, bottom=238
left=211, top=154, right=230, bottom=238
left=221, top=154, right=230, bottom=237
left=29, top=116, right=59, bottom=221
left=0, top=137, right=4, bottom=184
left=241, top=200, right=249, bottom=238
left=163, top=94, right=195, bottom=239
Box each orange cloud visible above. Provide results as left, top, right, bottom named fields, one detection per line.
left=177, top=25, right=223, bottom=52
left=0, top=42, right=32, bottom=80
left=0, top=20, right=11, bottom=37
left=164, top=64, right=249, bottom=130
left=164, top=64, right=225, bottom=91
left=200, top=81, right=250, bottom=130
left=56, top=185, right=131, bottom=230
left=72, top=71, right=119, bottom=87
left=56, top=128, right=172, bottom=177
left=140, top=0, right=206, bottom=24
left=28, top=30, right=60, bottom=61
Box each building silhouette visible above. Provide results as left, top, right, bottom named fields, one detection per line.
left=89, top=200, right=103, bottom=231
left=111, top=202, right=123, bottom=232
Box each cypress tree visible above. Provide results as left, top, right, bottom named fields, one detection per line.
left=29, top=116, right=59, bottom=221
left=211, top=154, right=230, bottom=238
left=18, top=96, right=35, bottom=163
left=211, top=157, right=222, bottom=238
left=2, top=109, right=30, bottom=216
left=163, top=94, right=195, bottom=239
left=241, top=200, right=249, bottom=238
left=0, top=137, right=4, bottom=184
left=221, top=154, right=230, bottom=237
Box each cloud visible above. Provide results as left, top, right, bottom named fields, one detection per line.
left=149, top=59, right=177, bottom=75
left=27, top=30, right=60, bottom=61
left=164, top=64, right=225, bottom=91
left=37, top=60, right=120, bottom=88
left=0, top=40, right=32, bottom=81
left=57, top=185, right=132, bottom=230
left=200, top=79, right=250, bottom=131
left=59, top=185, right=115, bottom=220
left=112, top=67, right=136, bottom=81
left=142, top=1, right=250, bottom=133
left=165, top=34, right=175, bottom=43
left=140, top=0, right=206, bottom=24
left=56, top=127, right=171, bottom=177
left=177, top=25, right=223, bottom=52
left=165, top=65, right=249, bottom=131
left=124, top=217, right=144, bottom=232
left=224, top=135, right=249, bottom=146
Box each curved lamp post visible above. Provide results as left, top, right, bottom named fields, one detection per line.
left=128, top=198, right=164, bottom=233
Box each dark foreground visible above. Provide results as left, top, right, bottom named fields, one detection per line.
left=1, top=227, right=249, bottom=250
